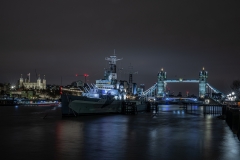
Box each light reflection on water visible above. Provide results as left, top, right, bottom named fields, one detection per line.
left=0, top=105, right=240, bottom=160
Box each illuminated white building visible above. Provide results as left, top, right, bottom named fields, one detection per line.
left=18, top=73, right=46, bottom=89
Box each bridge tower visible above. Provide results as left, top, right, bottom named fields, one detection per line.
left=199, top=67, right=208, bottom=98
left=157, top=68, right=167, bottom=97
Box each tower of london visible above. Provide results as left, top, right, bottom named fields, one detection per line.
left=17, top=73, right=46, bottom=89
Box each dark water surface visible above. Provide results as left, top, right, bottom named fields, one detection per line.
left=1, top=105, right=239, bottom=160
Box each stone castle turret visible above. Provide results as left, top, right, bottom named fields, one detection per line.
left=17, top=73, right=46, bottom=89
left=19, top=74, right=24, bottom=88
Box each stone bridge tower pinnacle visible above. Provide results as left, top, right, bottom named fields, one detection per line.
left=199, top=67, right=208, bottom=98
left=157, top=68, right=167, bottom=97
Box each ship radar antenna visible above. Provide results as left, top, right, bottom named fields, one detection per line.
left=105, top=53, right=123, bottom=81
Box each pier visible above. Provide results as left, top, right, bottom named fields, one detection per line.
left=224, top=105, right=240, bottom=138
left=181, top=102, right=240, bottom=141
left=183, top=103, right=226, bottom=115
left=146, top=102, right=159, bottom=112
left=202, top=104, right=225, bottom=115
left=121, top=101, right=137, bottom=115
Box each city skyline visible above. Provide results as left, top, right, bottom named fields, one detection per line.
left=1, top=0, right=240, bottom=95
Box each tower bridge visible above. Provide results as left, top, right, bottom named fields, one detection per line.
left=140, top=68, right=225, bottom=100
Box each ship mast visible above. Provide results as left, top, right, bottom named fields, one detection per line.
left=105, top=51, right=122, bottom=81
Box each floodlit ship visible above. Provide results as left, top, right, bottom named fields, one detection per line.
left=61, top=53, right=146, bottom=115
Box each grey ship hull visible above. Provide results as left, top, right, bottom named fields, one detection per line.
left=61, top=94, right=147, bottom=116
left=69, top=99, right=122, bottom=114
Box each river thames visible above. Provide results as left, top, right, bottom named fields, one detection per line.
left=1, top=104, right=239, bottom=160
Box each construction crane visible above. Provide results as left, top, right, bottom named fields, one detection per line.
left=75, top=73, right=89, bottom=83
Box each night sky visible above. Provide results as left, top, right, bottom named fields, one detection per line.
left=1, top=0, right=240, bottom=95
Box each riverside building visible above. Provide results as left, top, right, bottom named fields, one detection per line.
left=17, top=73, right=46, bottom=90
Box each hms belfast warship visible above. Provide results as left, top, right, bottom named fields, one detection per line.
left=61, top=54, right=146, bottom=116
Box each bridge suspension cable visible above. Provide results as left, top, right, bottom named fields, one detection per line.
left=206, top=83, right=226, bottom=97
left=140, top=83, right=158, bottom=99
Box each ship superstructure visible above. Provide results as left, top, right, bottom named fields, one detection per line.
left=95, top=54, right=123, bottom=96
left=104, top=54, right=122, bottom=82
left=61, top=53, right=146, bottom=115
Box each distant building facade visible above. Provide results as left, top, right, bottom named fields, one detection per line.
left=17, top=73, right=46, bottom=89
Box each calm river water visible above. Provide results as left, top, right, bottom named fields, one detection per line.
left=0, top=104, right=239, bottom=160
